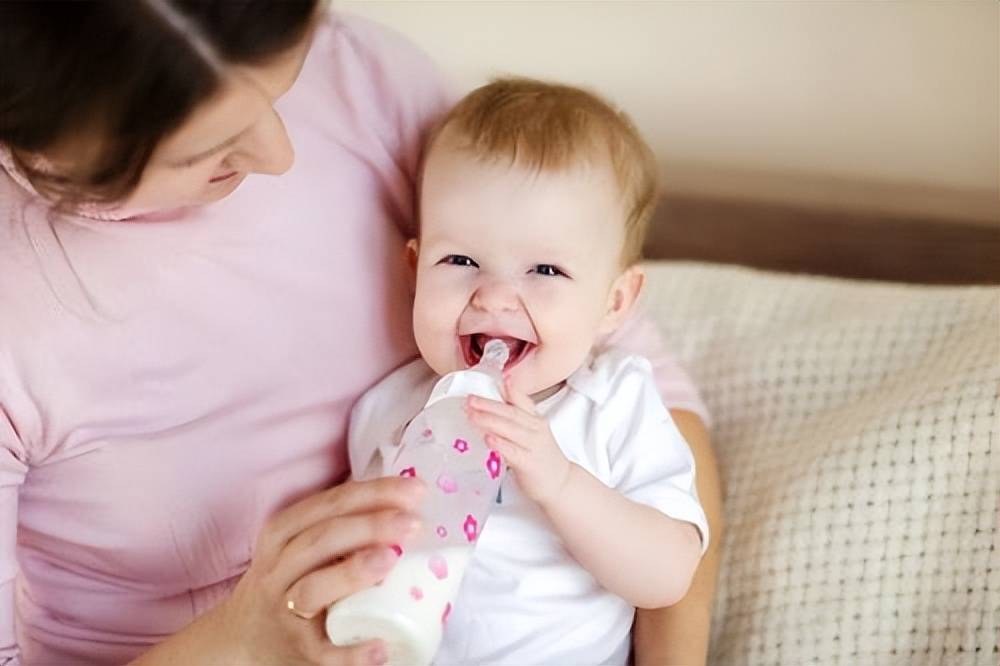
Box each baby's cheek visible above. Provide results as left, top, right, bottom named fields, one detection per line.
left=411, top=303, right=443, bottom=356
left=541, top=305, right=607, bottom=362
left=537, top=292, right=604, bottom=338
left=412, top=301, right=465, bottom=375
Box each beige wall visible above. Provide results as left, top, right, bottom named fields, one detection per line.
left=341, top=1, right=999, bottom=222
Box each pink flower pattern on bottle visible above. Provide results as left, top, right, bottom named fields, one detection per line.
left=463, top=514, right=478, bottom=542
left=453, top=438, right=469, bottom=453
left=486, top=451, right=502, bottom=479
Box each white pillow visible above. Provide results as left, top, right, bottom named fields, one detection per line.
left=641, top=262, right=999, bottom=666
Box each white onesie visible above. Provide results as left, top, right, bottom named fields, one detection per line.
left=348, top=349, right=709, bottom=666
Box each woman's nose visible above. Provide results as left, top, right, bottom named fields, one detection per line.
left=230, top=108, right=294, bottom=175
left=471, top=280, right=521, bottom=313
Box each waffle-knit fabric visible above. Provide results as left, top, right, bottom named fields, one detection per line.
left=642, top=262, right=999, bottom=666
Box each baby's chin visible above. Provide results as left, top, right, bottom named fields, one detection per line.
left=502, top=364, right=571, bottom=401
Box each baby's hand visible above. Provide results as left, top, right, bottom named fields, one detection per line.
left=465, top=380, right=571, bottom=508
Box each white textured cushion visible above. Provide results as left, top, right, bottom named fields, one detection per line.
left=642, top=262, right=999, bottom=666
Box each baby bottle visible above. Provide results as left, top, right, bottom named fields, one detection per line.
left=326, top=340, right=510, bottom=666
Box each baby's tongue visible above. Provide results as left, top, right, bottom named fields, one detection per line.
left=475, top=335, right=523, bottom=361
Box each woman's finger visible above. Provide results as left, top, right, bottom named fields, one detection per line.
left=278, top=509, right=419, bottom=589
left=286, top=546, right=397, bottom=618
left=289, top=611, right=388, bottom=666
left=259, top=477, right=424, bottom=559
left=318, top=639, right=388, bottom=666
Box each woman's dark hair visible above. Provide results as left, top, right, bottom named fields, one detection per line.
left=0, top=0, right=319, bottom=204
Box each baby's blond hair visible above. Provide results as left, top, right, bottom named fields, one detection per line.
left=425, top=78, right=659, bottom=266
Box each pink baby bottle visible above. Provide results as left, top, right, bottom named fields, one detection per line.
left=326, top=340, right=509, bottom=665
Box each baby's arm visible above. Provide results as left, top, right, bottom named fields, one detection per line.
left=539, top=461, right=702, bottom=609
left=466, top=366, right=707, bottom=609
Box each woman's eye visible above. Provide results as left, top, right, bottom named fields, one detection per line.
left=533, top=264, right=566, bottom=277
left=173, top=156, right=206, bottom=170
left=440, top=255, right=479, bottom=268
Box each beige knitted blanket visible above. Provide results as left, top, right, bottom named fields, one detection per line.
left=642, top=262, right=998, bottom=666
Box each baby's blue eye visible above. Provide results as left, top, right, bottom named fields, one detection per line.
left=533, top=264, right=566, bottom=278
left=440, top=255, right=479, bottom=268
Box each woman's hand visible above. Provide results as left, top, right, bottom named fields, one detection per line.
left=132, top=476, right=425, bottom=666
left=465, top=380, right=571, bottom=508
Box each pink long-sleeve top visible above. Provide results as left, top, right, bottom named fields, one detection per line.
left=0, top=14, right=708, bottom=666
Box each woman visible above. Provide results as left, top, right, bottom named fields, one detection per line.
left=0, top=2, right=723, bottom=664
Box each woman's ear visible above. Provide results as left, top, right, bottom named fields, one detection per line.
left=598, top=265, right=645, bottom=336
left=404, top=239, right=419, bottom=293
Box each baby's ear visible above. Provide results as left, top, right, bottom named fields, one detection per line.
left=598, top=265, right=645, bottom=336
left=404, top=239, right=419, bottom=293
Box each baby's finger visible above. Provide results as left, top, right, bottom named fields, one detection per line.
left=467, top=409, right=533, bottom=444
left=502, top=377, right=537, bottom=414
left=485, top=433, right=524, bottom=469
left=466, top=396, right=536, bottom=429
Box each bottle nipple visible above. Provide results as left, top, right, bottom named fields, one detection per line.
left=478, top=339, right=510, bottom=374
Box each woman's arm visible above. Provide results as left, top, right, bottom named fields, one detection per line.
left=633, top=410, right=725, bottom=666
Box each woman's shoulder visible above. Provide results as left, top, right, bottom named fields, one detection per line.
left=310, top=11, right=454, bottom=128
left=327, top=13, right=435, bottom=71
left=292, top=11, right=453, bottom=234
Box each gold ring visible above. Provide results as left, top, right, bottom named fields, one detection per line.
left=286, top=598, right=315, bottom=620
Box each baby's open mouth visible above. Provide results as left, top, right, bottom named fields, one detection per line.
left=460, top=334, right=535, bottom=371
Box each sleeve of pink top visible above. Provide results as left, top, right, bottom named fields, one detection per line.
left=335, top=15, right=455, bottom=238
left=0, top=406, right=27, bottom=666
left=601, top=309, right=712, bottom=428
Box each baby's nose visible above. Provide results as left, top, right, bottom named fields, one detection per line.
left=471, top=280, right=520, bottom=313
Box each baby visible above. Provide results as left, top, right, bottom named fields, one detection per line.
left=349, top=78, right=708, bottom=665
